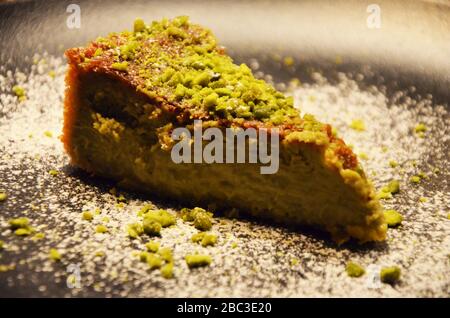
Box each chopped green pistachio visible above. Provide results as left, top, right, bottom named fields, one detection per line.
left=231, top=242, right=238, bottom=249
left=349, top=119, right=365, bottom=131
left=144, top=209, right=176, bottom=227
left=418, top=171, right=427, bottom=179
left=185, top=254, right=212, bottom=268
left=376, top=191, right=392, bottom=200
left=0, top=240, right=4, bottom=250
left=380, top=266, right=401, bottom=284
left=383, top=210, right=403, bottom=227
left=8, top=217, right=30, bottom=230
left=111, top=61, right=128, bottom=71
left=116, top=194, right=127, bottom=203
left=389, top=160, right=398, bottom=168
left=358, top=152, right=368, bottom=160
left=12, top=85, right=26, bottom=97
left=43, top=130, right=53, bottom=138
left=15, top=228, right=33, bottom=236
left=290, top=258, right=299, bottom=266
left=345, top=262, right=365, bottom=278
left=95, top=251, right=105, bottom=258
left=95, top=224, right=108, bottom=234
left=0, top=192, right=7, bottom=202
left=31, top=232, right=45, bottom=241
left=127, top=223, right=144, bottom=239
left=48, top=169, right=59, bottom=176
left=143, top=219, right=162, bottom=236
left=410, top=175, right=421, bottom=183
left=201, top=233, right=217, bottom=247
left=133, top=18, right=146, bottom=33
left=158, top=247, right=173, bottom=263
left=414, top=123, right=427, bottom=133
left=145, top=241, right=160, bottom=253
left=194, top=213, right=212, bottom=231
left=49, top=248, right=62, bottom=262
left=191, top=232, right=217, bottom=247
left=381, top=180, right=400, bottom=195
left=0, top=264, right=15, bottom=272
left=160, top=262, right=174, bottom=279
left=82, top=211, right=94, bottom=221
left=139, top=251, right=150, bottom=262
left=419, top=197, right=428, bottom=203
left=283, top=56, right=294, bottom=67
left=147, top=254, right=163, bottom=269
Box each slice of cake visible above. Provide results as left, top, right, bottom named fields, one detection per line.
left=63, top=16, right=386, bottom=243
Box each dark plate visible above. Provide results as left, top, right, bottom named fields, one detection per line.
left=0, top=0, right=449, bottom=297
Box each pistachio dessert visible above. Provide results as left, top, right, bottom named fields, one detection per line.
left=63, top=16, right=386, bottom=243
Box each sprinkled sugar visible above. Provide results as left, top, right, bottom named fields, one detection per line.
left=0, top=54, right=449, bottom=297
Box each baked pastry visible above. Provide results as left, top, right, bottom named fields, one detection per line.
left=63, top=16, right=386, bottom=243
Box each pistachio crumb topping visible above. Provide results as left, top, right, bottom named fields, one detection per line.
left=82, top=211, right=94, bottom=221
left=414, top=123, right=427, bottom=133
left=0, top=192, right=7, bottom=202
left=349, top=119, right=365, bottom=131
left=145, top=241, right=160, bottom=253
left=48, top=169, right=59, bottom=176
left=345, top=261, right=365, bottom=277
left=383, top=210, right=403, bottom=227
left=185, top=254, right=212, bottom=268
left=410, top=175, right=421, bottom=184
left=380, top=266, right=401, bottom=284
left=191, top=232, right=217, bottom=247
left=49, top=248, right=62, bottom=262
left=160, top=262, right=174, bottom=279
left=12, top=85, right=26, bottom=98
left=95, top=224, right=109, bottom=234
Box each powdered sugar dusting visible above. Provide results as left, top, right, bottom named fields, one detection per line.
left=0, top=55, right=448, bottom=297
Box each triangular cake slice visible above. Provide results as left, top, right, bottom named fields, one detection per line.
left=63, top=16, right=386, bottom=243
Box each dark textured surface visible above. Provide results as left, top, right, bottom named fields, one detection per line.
left=0, top=0, right=449, bottom=297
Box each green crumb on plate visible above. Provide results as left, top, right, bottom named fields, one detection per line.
left=145, top=241, right=160, bottom=253
left=133, top=18, right=146, bottom=33
left=185, top=254, right=212, bottom=268
left=345, top=262, right=365, bottom=277
left=82, top=211, right=94, bottom=221
left=358, top=152, right=368, bottom=160
left=389, top=160, right=398, bottom=168
left=14, top=228, right=33, bottom=236
left=95, top=225, right=108, bottom=234
left=48, top=169, right=59, bottom=176
left=0, top=192, right=7, bottom=202
left=143, top=219, right=162, bottom=236
left=283, top=56, right=294, bottom=67
left=144, top=209, right=176, bottom=227
left=349, top=119, right=365, bottom=131
left=191, top=232, right=217, bottom=246
left=414, top=123, right=427, bottom=133
left=383, top=209, right=403, bottom=227
left=8, top=217, right=30, bottom=230
left=111, top=61, right=128, bottom=71
left=380, top=266, right=401, bottom=284
left=381, top=180, right=400, bottom=195
left=147, top=254, right=163, bottom=269
left=127, top=223, right=144, bottom=239
left=139, top=251, right=150, bottom=262
left=12, top=85, right=26, bottom=98
left=158, top=247, right=173, bottom=263
left=31, top=232, right=45, bottom=241
left=410, top=176, right=421, bottom=184
left=161, top=262, right=174, bottom=279
left=49, top=248, right=62, bottom=262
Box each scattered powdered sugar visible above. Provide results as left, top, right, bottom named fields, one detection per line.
left=0, top=54, right=448, bottom=297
